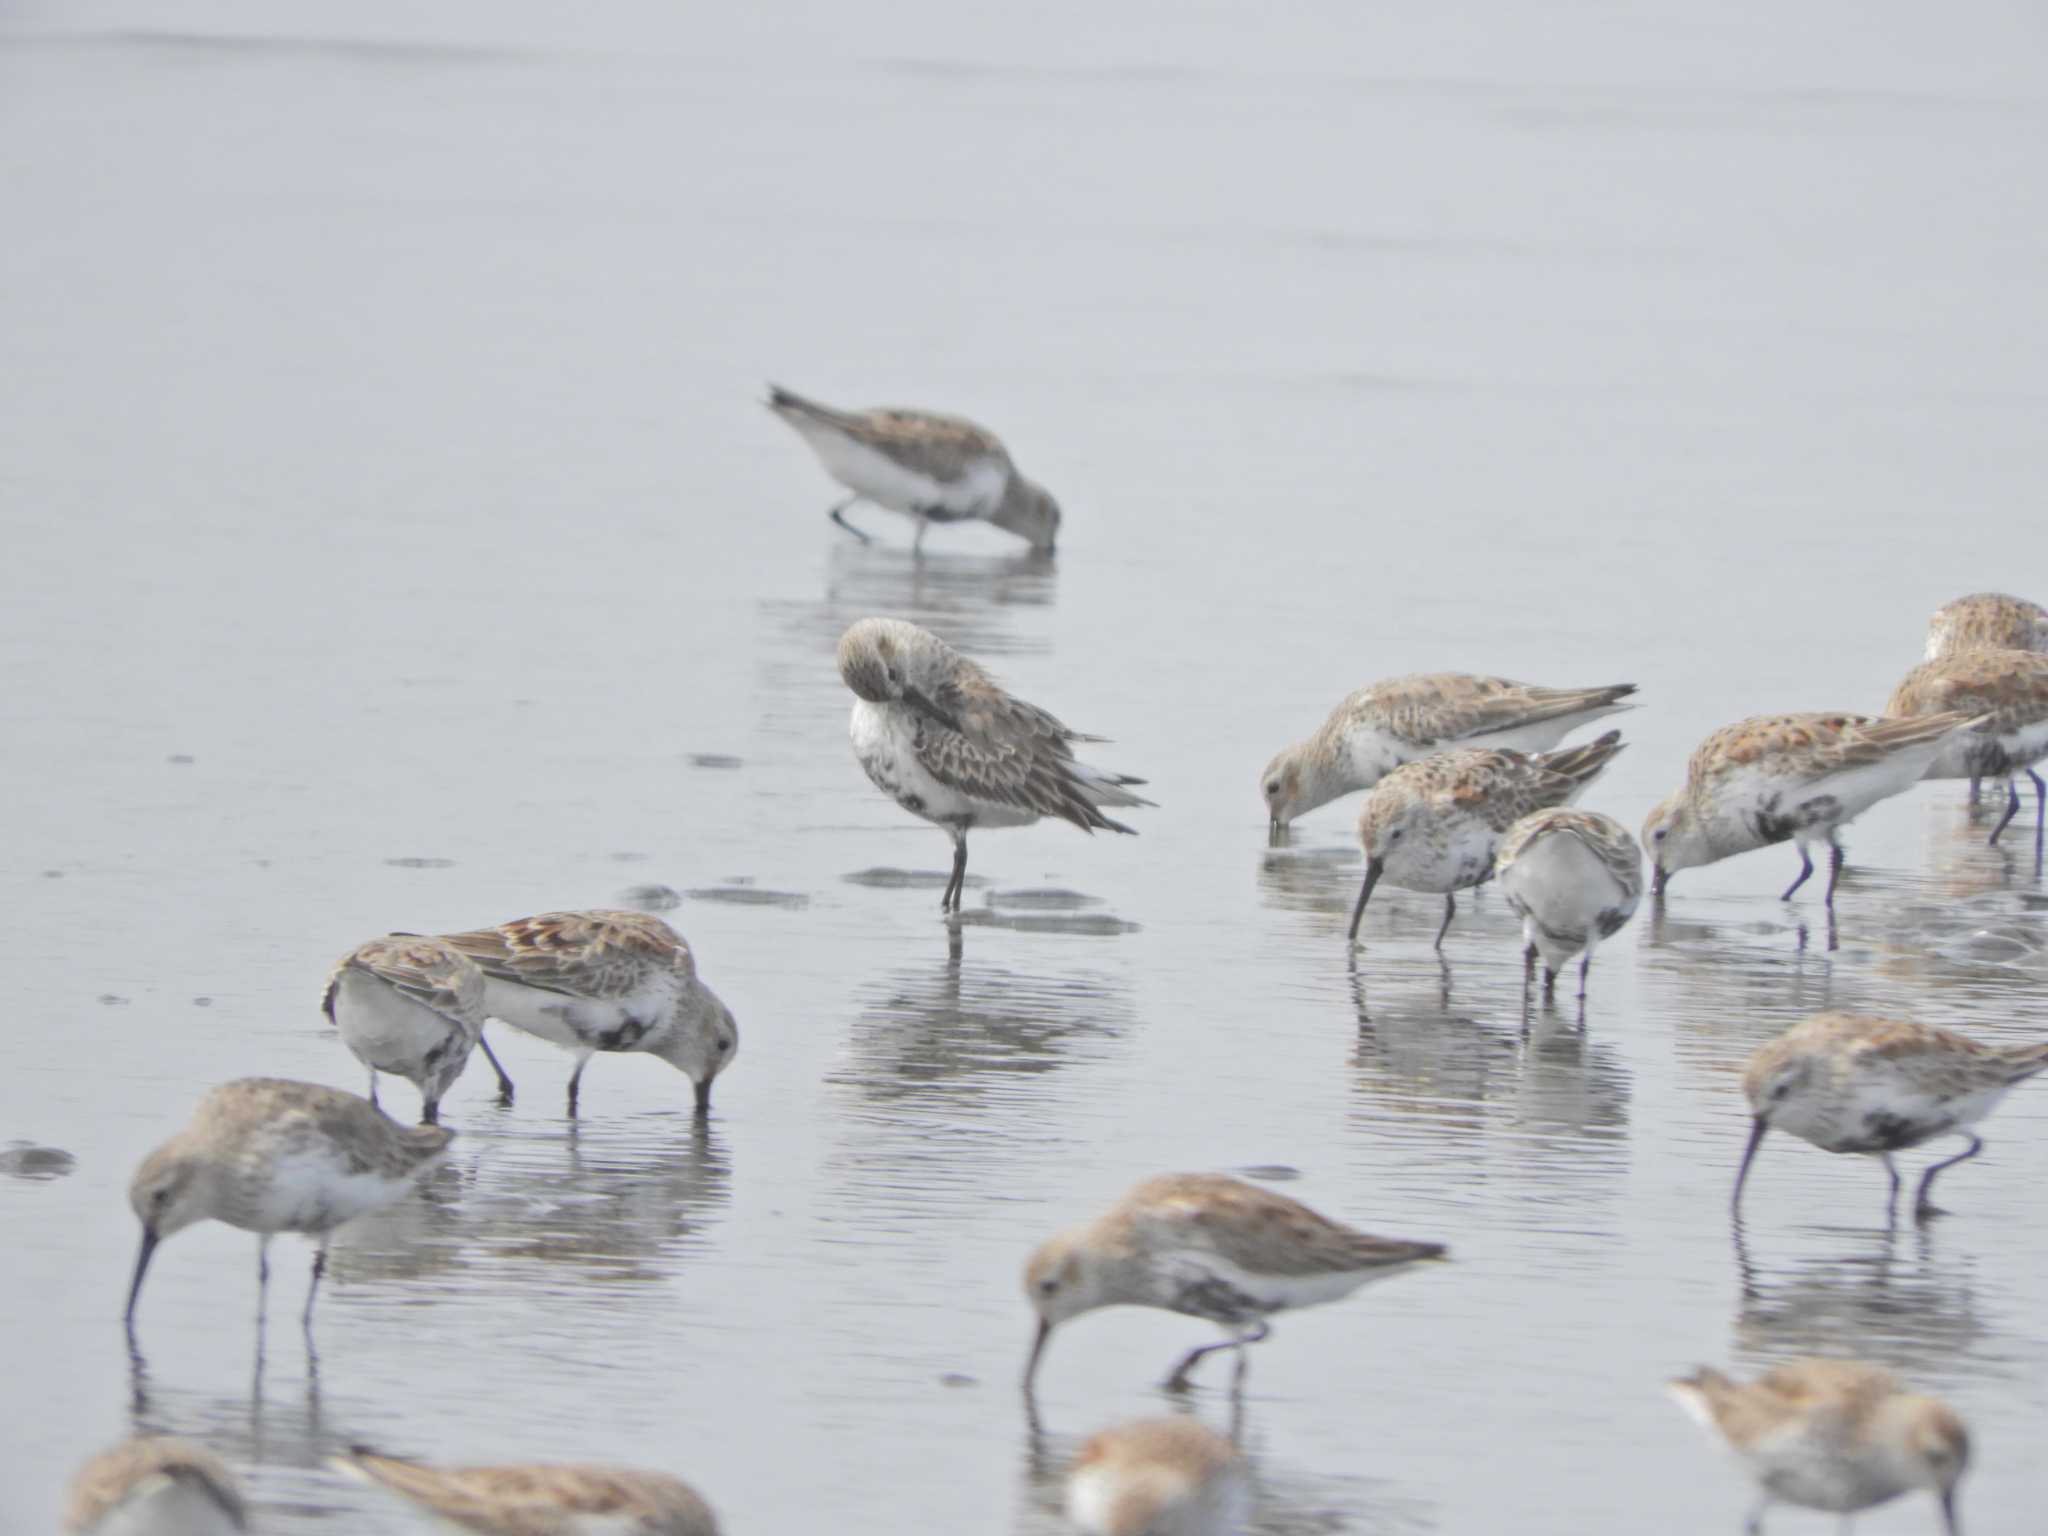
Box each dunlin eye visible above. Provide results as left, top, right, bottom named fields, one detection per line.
left=715, top=1038, right=731, bottom=1055
left=1264, top=781, right=1278, bottom=796
left=1038, top=1278, right=1058, bottom=1296
left=1389, top=829, right=1404, bottom=843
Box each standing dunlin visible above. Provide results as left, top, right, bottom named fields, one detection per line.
left=1495, top=807, right=1643, bottom=997
left=1261, top=673, right=1635, bottom=834
left=1885, top=647, right=2048, bottom=842
left=125, top=1078, right=453, bottom=1331
left=838, top=617, right=1151, bottom=912
left=1066, top=1420, right=1249, bottom=1536
left=1925, top=590, right=2048, bottom=661
left=1022, top=1173, right=1446, bottom=1393
left=1348, top=732, right=1624, bottom=948
left=1669, top=1359, right=1967, bottom=1536
left=323, top=934, right=512, bottom=1122
left=336, top=1448, right=720, bottom=1536
left=766, top=385, right=1060, bottom=553
left=1733, top=1011, right=2048, bottom=1221
left=1642, top=711, right=1983, bottom=907
left=64, top=1437, right=247, bottom=1535
left=438, top=910, right=738, bottom=1116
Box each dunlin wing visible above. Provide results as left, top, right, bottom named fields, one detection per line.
left=1352, top=674, right=1636, bottom=745
left=322, top=936, right=482, bottom=1031
left=338, top=1449, right=719, bottom=1536
left=1124, top=1174, right=1446, bottom=1278
left=64, top=1438, right=247, bottom=1534
left=440, top=911, right=689, bottom=999
left=767, top=387, right=1010, bottom=485
left=1887, top=648, right=2048, bottom=733
left=1688, top=713, right=1970, bottom=789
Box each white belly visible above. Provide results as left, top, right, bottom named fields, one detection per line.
left=331, top=968, right=475, bottom=1084
left=479, top=973, right=678, bottom=1054
left=849, top=701, right=1038, bottom=831
left=1500, top=835, right=1632, bottom=965
left=794, top=420, right=1002, bottom=518
left=1379, top=815, right=1499, bottom=894
left=243, top=1143, right=429, bottom=1234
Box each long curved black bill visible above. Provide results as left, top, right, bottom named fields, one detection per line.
left=1730, top=1117, right=1768, bottom=1215
left=1941, top=1487, right=1961, bottom=1536
left=1347, top=858, right=1384, bottom=942
left=693, top=1079, right=713, bottom=1114
left=1023, top=1318, right=1052, bottom=1390
left=125, top=1227, right=159, bottom=1326
left=1652, top=866, right=1670, bottom=896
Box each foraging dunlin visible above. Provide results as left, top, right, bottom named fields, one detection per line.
left=1066, top=1419, right=1249, bottom=1536
left=1885, top=647, right=2048, bottom=842
left=1495, top=807, right=1643, bottom=997
left=323, top=934, right=511, bottom=1122
left=1669, top=1359, right=1966, bottom=1536
left=838, top=617, right=1151, bottom=912
left=64, top=1436, right=247, bottom=1535
left=766, top=385, right=1060, bottom=552
left=439, top=910, right=738, bottom=1116
left=1348, top=732, right=1623, bottom=948
left=1734, top=1011, right=2048, bottom=1221
left=125, top=1078, right=453, bottom=1330
left=1022, top=1173, right=1446, bottom=1393
left=1925, top=590, right=2048, bottom=661
left=1642, top=711, right=1983, bottom=906
left=337, top=1447, right=720, bottom=1536
left=1261, top=673, right=1635, bottom=834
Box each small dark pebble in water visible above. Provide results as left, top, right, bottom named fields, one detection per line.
left=620, top=884, right=683, bottom=912
left=1235, top=1165, right=1302, bottom=1182
left=690, top=753, right=744, bottom=770
left=166, top=753, right=194, bottom=765
left=988, top=887, right=1103, bottom=911
left=97, top=994, right=129, bottom=1006
left=937, top=1373, right=977, bottom=1389
left=193, top=996, right=212, bottom=1007
left=611, top=851, right=650, bottom=863
left=844, top=867, right=987, bottom=890
left=0, top=1142, right=77, bottom=1180
left=687, top=886, right=809, bottom=909
left=385, top=857, right=456, bottom=869
left=41, top=870, right=62, bottom=879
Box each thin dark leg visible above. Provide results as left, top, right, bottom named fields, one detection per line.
left=2031, top=768, right=2046, bottom=837
left=1990, top=779, right=2021, bottom=846
left=1968, top=775, right=1982, bottom=807
left=1822, top=838, right=1845, bottom=908
left=1780, top=844, right=1815, bottom=901
left=256, top=1238, right=271, bottom=1323
left=828, top=497, right=869, bottom=542
left=566, top=1056, right=590, bottom=1118
left=1522, top=942, right=1537, bottom=979
left=1432, top=894, right=1457, bottom=949
left=1163, top=1321, right=1268, bottom=1392
left=302, top=1245, right=327, bottom=1329
left=942, top=833, right=968, bottom=912
left=1577, top=952, right=1592, bottom=998
left=1881, top=1153, right=1902, bottom=1218
left=420, top=1095, right=439, bottom=1126
left=475, top=1031, right=516, bottom=1104
left=1542, top=966, right=1558, bottom=997
left=366, top=1070, right=378, bottom=1108
left=1914, top=1134, right=1984, bottom=1219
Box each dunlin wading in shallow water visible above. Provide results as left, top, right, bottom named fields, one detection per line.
left=1495, top=807, right=1642, bottom=998
left=1642, top=711, right=1985, bottom=907
left=1022, top=1173, right=1446, bottom=1394
left=125, top=1078, right=453, bottom=1332
left=1066, top=1419, right=1249, bottom=1536
left=336, top=1448, right=721, bottom=1536
left=1348, top=731, right=1623, bottom=948
left=323, top=934, right=511, bottom=1122
left=1261, top=672, right=1634, bottom=836
left=1885, top=647, right=2048, bottom=842
left=439, top=909, right=738, bottom=1117
left=766, top=385, right=1060, bottom=553
left=1733, top=1011, right=2048, bottom=1222
left=64, top=1436, right=247, bottom=1535
left=1669, top=1359, right=1967, bottom=1536
left=1925, top=590, right=2048, bottom=662
left=838, top=617, right=1151, bottom=913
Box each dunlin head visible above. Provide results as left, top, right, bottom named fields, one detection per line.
left=1066, top=1419, right=1248, bottom=1536
left=1925, top=590, right=2048, bottom=662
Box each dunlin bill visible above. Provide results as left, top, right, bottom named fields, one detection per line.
left=439, top=909, right=737, bottom=1116
left=64, top=1437, right=247, bottom=1535
left=1669, top=1359, right=1967, bottom=1536
left=1066, top=1419, right=1249, bottom=1536
left=1495, top=807, right=1643, bottom=997
left=1885, top=647, right=2048, bottom=842
left=337, top=1448, right=720, bottom=1536
left=1261, top=672, right=1635, bottom=834
left=1348, top=732, right=1624, bottom=947
left=1022, top=1173, right=1446, bottom=1393
left=323, top=934, right=511, bottom=1122
left=125, top=1078, right=453, bottom=1330
left=838, top=617, right=1151, bottom=912
left=1642, top=711, right=1983, bottom=907
left=1734, top=1011, right=2048, bottom=1221
left=767, top=385, right=1060, bottom=552
left=1925, top=590, right=2048, bottom=661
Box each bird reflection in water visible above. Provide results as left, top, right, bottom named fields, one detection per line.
left=771, top=541, right=1059, bottom=668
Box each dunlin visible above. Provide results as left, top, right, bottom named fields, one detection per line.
left=1885, top=647, right=2048, bottom=842
left=1022, top=1173, right=1446, bottom=1393
left=439, top=910, right=738, bottom=1116
left=1348, top=732, right=1624, bottom=947
left=1642, top=711, right=1983, bottom=906
left=337, top=1447, right=720, bottom=1536
left=125, top=1078, right=453, bottom=1330
left=1669, top=1359, right=1966, bottom=1536
left=766, top=385, right=1059, bottom=553
left=838, top=617, right=1151, bottom=912
left=1066, top=1419, right=1249, bottom=1536
left=1262, top=673, right=1635, bottom=834
left=64, top=1436, right=247, bottom=1535
left=323, top=934, right=512, bottom=1122
left=1495, top=807, right=1643, bottom=997
left=1734, top=1011, right=2048, bottom=1221
left=1925, top=590, right=2048, bottom=661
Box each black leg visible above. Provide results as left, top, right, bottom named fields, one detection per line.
left=1433, top=894, right=1457, bottom=949
left=828, top=497, right=869, bottom=542
left=1163, top=1322, right=1268, bottom=1392
left=1882, top=1154, right=1902, bottom=1218
left=1542, top=966, right=1558, bottom=996
left=302, top=1245, right=328, bottom=1329
left=566, top=1056, right=589, bottom=1117
left=476, top=1031, right=516, bottom=1104
left=421, top=1096, right=439, bottom=1126
left=1914, top=1134, right=1984, bottom=1220
left=2031, top=768, right=2046, bottom=837
left=256, top=1238, right=271, bottom=1324
left=1822, top=838, right=1844, bottom=907
left=942, top=832, right=968, bottom=913
left=1991, top=780, right=2021, bottom=846
left=1780, top=844, right=1815, bottom=901
left=1577, top=952, right=1591, bottom=998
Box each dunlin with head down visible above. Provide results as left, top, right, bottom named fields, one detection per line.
left=337, top=1448, right=720, bottom=1536
left=64, top=1437, right=247, bottom=1535
left=1496, top=807, right=1643, bottom=997
left=323, top=934, right=512, bottom=1122
left=1885, top=647, right=2048, bottom=842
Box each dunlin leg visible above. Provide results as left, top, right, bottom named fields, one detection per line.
left=1229, top=1321, right=1270, bottom=1395
left=1880, top=1154, right=1902, bottom=1218
left=1164, top=1324, right=1266, bottom=1392
left=1743, top=1494, right=1769, bottom=1536
left=828, top=497, right=869, bottom=542
left=1432, top=894, right=1457, bottom=950
left=912, top=516, right=930, bottom=555
left=1822, top=838, right=1844, bottom=907
left=942, top=831, right=969, bottom=912
left=256, top=1236, right=272, bottom=1325
left=366, top=1071, right=379, bottom=1109
left=476, top=1030, right=516, bottom=1104
left=1577, top=952, right=1592, bottom=997
left=1913, top=1134, right=1984, bottom=1220
left=1730, top=1118, right=1768, bottom=1214
left=1542, top=965, right=1558, bottom=997
left=2031, top=768, right=2046, bottom=837
left=1968, top=775, right=1982, bottom=806
left=1780, top=844, right=1815, bottom=901
left=1990, top=780, right=2021, bottom=845
left=302, top=1244, right=327, bottom=1329
left=420, top=1094, right=440, bottom=1126
left=566, top=1054, right=592, bottom=1117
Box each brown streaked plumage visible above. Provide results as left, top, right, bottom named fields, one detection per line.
left=323, top=934, right=510, bottom=1121
left=1495, top=807, right=1643, bottom=998
left=337, top=1447, right=720, bottom=1536
left=1668, top=1359, right=1967, bottom=1536
left=64, top=1436, right=247, bottom=1534
left=1734, top=1011, right=2048, bottom=1221
left=1885, top=646, right=2048, bottom=843
left=1066, top=1419, right=1248, bottom=1536
left=1925, top=590, right=2048, bottom=662
left=1348, top=731, right=1624, bottom=948
left=1022, top=1172, right=1447, bottom=1393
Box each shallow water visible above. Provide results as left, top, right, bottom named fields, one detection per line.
left=5, top=2, right=2048, bottom=1532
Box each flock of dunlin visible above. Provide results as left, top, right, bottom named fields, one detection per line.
left=63, top=399, right=2048, bottom=1535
